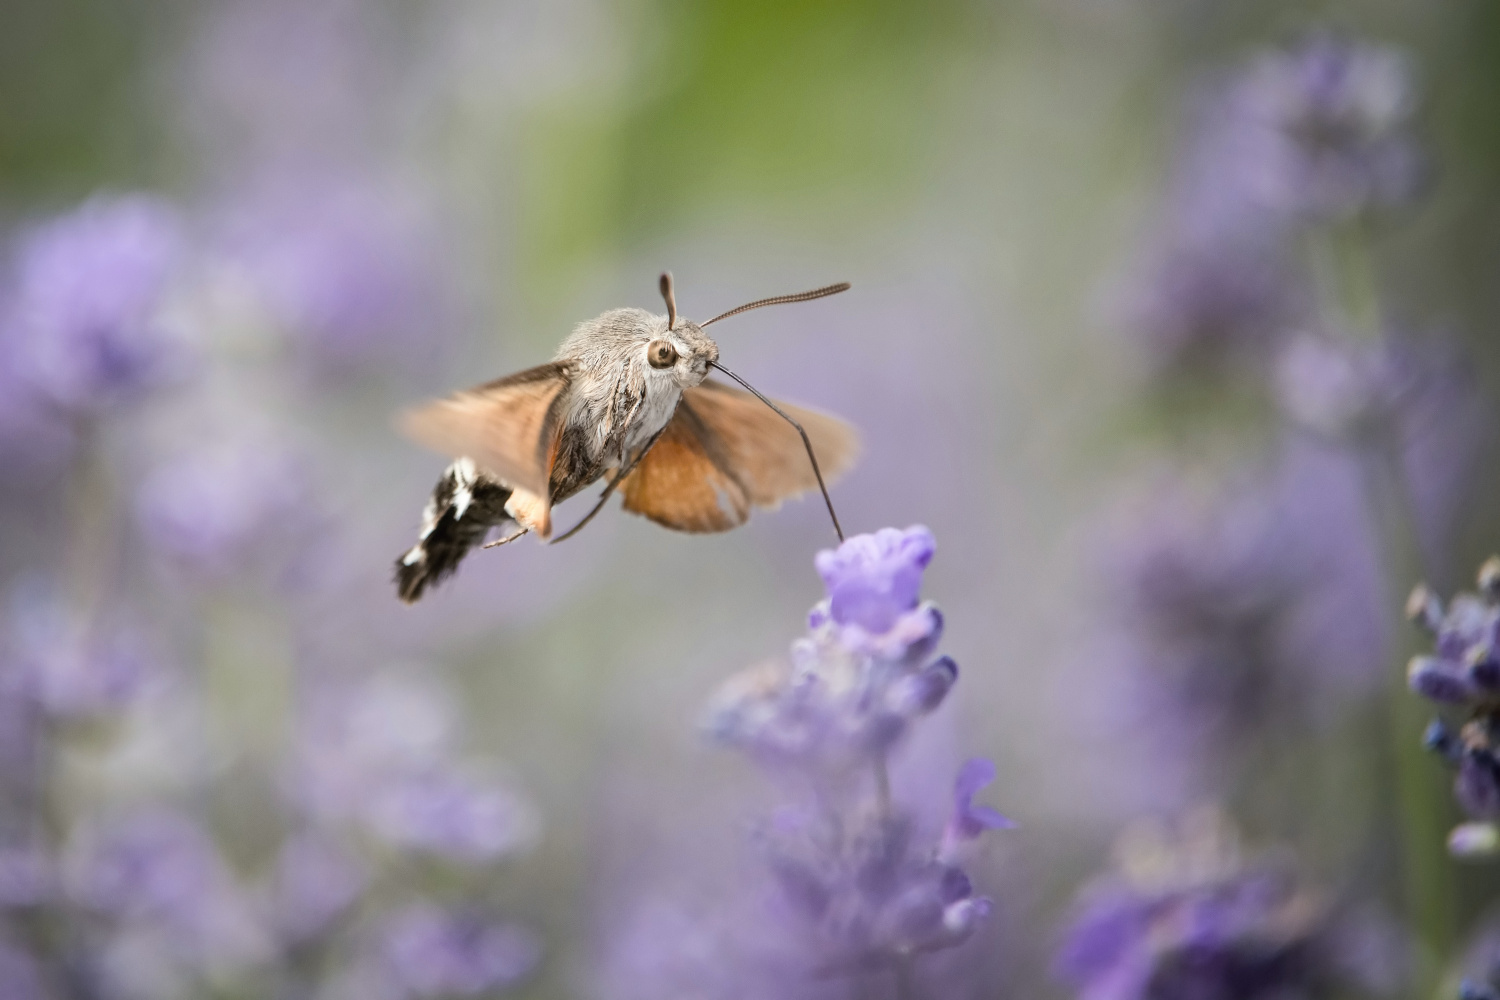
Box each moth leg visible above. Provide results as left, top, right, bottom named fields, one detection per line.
left=551, top=422, right=670, bottom=545
left=481, top=527, right=529, bottom=549
left=394, top=458, right=515, bottom=603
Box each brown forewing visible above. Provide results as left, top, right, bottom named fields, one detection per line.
left=398, top=362, right=573, bottom=498
left=620, top=380, right=858, bottom=533
left=620, top=400, right=751, bottom=532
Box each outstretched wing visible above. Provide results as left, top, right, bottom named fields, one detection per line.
left=397, top=362, right=573, bottom=498
left=620, top=380, right=858, bottom=533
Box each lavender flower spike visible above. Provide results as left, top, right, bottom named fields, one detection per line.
left=1406, top=556, right=1500, bottom=847
left=682, top=527, right=1006, bottom=992
left=4, top=194, right=185, bottom=413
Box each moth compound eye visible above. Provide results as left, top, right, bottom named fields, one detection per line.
left=647, top=339, right=678, bottom=369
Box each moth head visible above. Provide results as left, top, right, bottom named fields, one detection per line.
left=648, top=273, right=717, bottom=387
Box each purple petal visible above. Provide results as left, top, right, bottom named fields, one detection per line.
left=953, top=757, right=997, bottom=802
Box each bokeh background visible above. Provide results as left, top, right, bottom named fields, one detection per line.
left=4, top=0, right=1500, bottom=997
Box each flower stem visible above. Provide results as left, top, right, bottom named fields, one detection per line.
left=1359, top=434, right=1457, bottom=985
left=1318, top=219, right=1456, bottom=986
left=893, top=954, right=915, bottom=1000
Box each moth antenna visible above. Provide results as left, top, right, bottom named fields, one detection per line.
left=659, top=271, right=678, bottom=330
left=707, top=360, right=845, bottom=543
left=701, top=282, right=851, bottom=328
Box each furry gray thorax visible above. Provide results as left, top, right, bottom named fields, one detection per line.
left=553, top=307, right=719, bottom=469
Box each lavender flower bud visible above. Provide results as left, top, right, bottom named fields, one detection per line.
left=885, top=656, right=958, bottom=717
left=1480, top=557, right=1500, bottom=601
left=941, top=896, right=993, bottom=939
left=1406, top=583, right=1444, bottom=632
left=1425, top=719, right=1461, bottom=762
left=1407, top=655, right=1474, bottom=704
left=1457, top=753, right=1500, bottom=819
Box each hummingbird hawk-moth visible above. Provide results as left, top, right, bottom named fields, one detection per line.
left=393, top=274, right=859, bottom=602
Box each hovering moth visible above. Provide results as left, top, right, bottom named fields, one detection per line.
left=393, top=274, right=859, bottom=602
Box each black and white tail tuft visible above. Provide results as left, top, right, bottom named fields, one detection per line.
left=394, top=458, right=514, bottom=603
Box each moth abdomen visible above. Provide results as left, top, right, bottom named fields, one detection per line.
left=395, top=459, right=515, bottom=603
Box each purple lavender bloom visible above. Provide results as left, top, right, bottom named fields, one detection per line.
left=365, top=769, right=530, bottom=863
left=757, top=792, right=999, bottom=972
left=678, top=528, right=1004, bottom=991
left=703, top=528, right=977, bottom=831
left=815, top=525, right=935, bottom=633
left=1056, top=812, right=1343, bottom=1000
left=68, top=810, right=236, bottom=937
left=1406, top=558, right=1500, bottom=844
left=708, top=527, right=953, bottom=770
left=379, top=903, right=539, bottom=997
left=135, top=437, right=313, bottom=580
left=4, top=584, right=149, bottom=719
left=288, top=671, right=536, bottom=865
left=218, top=177, right=451, bottom=375
left=1233, top=33, right=1424, bottom=222
left=1124, top=235, right=1295, bottom=374
left=269, top=833, right=366, bottom=944
left=1459, top=917, right=1500, bottom=1000
left=1, top=194, right=186, bottom=414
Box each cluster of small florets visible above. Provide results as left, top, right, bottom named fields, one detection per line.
left=1055, top=810, right=1345, bottom=1000
left=706, top=526, right=957, bottom=772
left=704, top=526, right=1009, bottom=979
left=1406, top=557, right=1500, bottom=857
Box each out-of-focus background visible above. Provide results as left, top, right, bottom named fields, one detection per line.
left=4, top=1, right=1500, bottom=998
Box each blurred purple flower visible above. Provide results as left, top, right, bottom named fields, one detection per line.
left=68, top=810, right=230, bottom=929
left=135, top=436, right=313, bottom=580
left=1, top=194, right=186, bottom=413
left=219, top=177, right=452, bottom=375
left=1232, top=33, right=1424, bottom=222
left=269, top=833, right=365, bottom=944
left=1459, top=914, right=1500, bottom=1000
left=1056, top=811, right=1344, bottom=1000
left=366, top=769, right=530, bottom=863
left=0, top=846, right=51, bottom=909
left=379, top=904, right=539, bottom=997
left=0, top=937, right=44, bottom=1000
left=1102, top=443, right=1387, bottom=757
left=1274, top=331, right=1394, bottom=436
left=288, top=671, right=535, bottom=863
left=1125, top=236, right=1296, bottom=374
left=4, top=585, right=150, bottom=719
